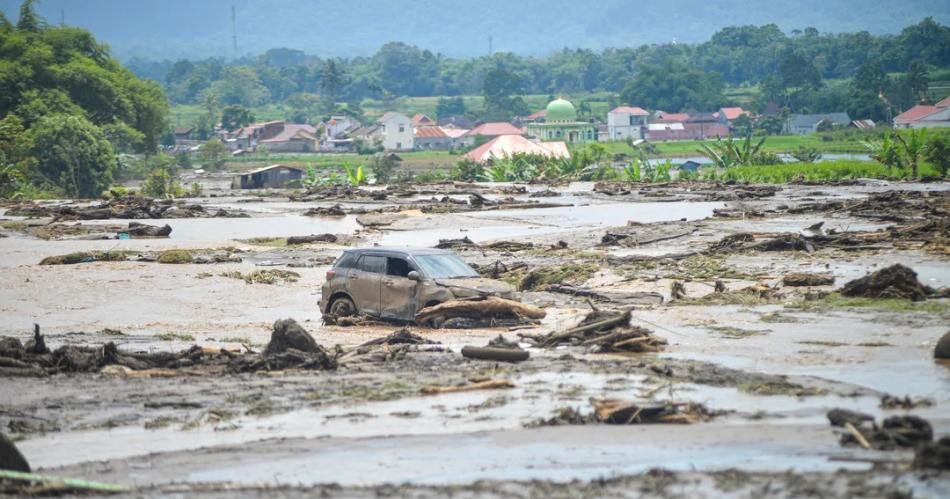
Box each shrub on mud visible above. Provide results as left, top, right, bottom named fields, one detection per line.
left=518, top=263, right=599, bottom=291
left=157, top=249, right=193, bottom=264
left=39, top=251, right=127, bottom=265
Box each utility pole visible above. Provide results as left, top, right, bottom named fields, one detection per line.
left=488, top=35, right=493, bottom=56
left=231, top=5, right=237, bottom=58
left=60, top=8, right=64, bottom=26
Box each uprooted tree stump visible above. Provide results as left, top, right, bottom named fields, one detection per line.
left=783, top=272, right=835, bottom=287
left=935, top=331, right=950, bottom=360
left=840, top=264, right=931, bottom=301
left=415, top=296, right=545, bottom=328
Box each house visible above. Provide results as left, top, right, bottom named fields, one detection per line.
left=607, top=106, right=649, bottom=141
left=414, top=126, right=453, bottom=150
left=850, top=119, right=876, bottom=130
left=521, top=109, right=547, bottom=124
left=324, top=115, right=361, bottom=140
left=231, top=121, right=318, bottom=152
left=173, top=126, right=196, bottom=142
left=437, top=115, right=476, bottom=129
left=646, top=122, right=729, bottom=141
left=894, top=98, right=950, bottom=128
left=378, top=112, right=414, bottom=151
left=717, top=107, right=749, bottom=126
left=460, top=122, right=525, bottom=147
left=231, top=165, right=303, bottom=189
left=785, top=113, right=851, bottom=135
left=464, top=134, right=570, bottom=163
left=686, top=112, right=723, bottom=140
left=411, top=113, right=435, bottom=126
left=655, top=112, right=690, bottom=123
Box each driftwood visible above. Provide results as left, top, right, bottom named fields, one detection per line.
left=421, top=379, right=514, bottom=395
left=414, top=296, right=545, bottom=327
left=526, top=310, right=666, bottom=353
left=593, top=399, right=708, bottom=425
left=460, top=346, right=529, bottom=363
left=286, top=233, right=338, bottom=245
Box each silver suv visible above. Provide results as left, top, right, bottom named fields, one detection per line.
left=320, top=247, right=516, bottom=322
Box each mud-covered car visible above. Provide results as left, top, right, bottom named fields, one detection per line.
left=320, top=247, right=516, bottom=322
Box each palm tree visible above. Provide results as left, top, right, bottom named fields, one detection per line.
left=895, top=129, right=927, bottom=178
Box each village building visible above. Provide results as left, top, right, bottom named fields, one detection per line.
left=717, top=107, right=749, bottom=126
left=464, top=134, right=570, bottom=163
left=851, top=119, right=876, bottom=130
left=606, top=106, right=649, bottom=141
left=785, top=113, right=851, bottom=134
left=414, top=126, right=453, bottom=150
left=525, top=98, right=597, bottom=144
left=378, top=112, right=414, bottom=151
left=411, top=113, right=435, bottom=126
left=231, top=121, right=318, bottom=152
left=894, top=98, right=950, bottom=128
left=173, top=126, right=196, bottom=142
left=437, top=115, right=476, bottom=129
left=231, top=164, right=303, bottom=189
left=460, top=121, right=524, bottom=147
left=654, top=111, right=690, bottom=123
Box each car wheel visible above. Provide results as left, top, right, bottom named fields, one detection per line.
left=328, top=296, right=357, bottom=317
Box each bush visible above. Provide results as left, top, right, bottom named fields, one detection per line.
left=453, top=158, right=483, bottom=182
left=141, top=168, right=184, bottom=198
left=157, top=250, right=193, bottom=264
left=369, top=154, right=399, bottom=183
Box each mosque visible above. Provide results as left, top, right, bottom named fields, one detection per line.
left=525, top=98, right=598, bottom=144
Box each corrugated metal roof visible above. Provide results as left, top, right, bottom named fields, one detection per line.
left=894, top=105, right=939, bottom=124
left=464, top=135, right=570, bottom=162
left=414, top=126, right=448, bottom=138
left=465, top=122, right=525, bottom=137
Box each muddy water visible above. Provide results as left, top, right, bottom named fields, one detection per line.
left=379, top=201, right=725, bottom=247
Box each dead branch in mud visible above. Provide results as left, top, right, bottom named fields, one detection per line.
left=524, top=309, right=666, bottom=353
left=421, top=379, right=515, bottom=395
left=414, top=296, right=545, bottom=328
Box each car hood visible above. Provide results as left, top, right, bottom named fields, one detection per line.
left=435, top=277, right=515, bottom=297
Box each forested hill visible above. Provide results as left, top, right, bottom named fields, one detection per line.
left=1, top=0, right=948, bottom=59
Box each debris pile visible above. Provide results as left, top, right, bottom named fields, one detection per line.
left=286, top=233, right=338, bottom=245
left=914, top=437, right=950, bottom=470
left=839, top=264, right=931, bottom=301
left=123, top=221, right=172, bottom=238
left=303, top=204, right=346, bottom=217
left=521, top=309, right=666, bottom=353
left=782, top=272, right=835, bottom=287
left=827, top=409, right=934, bottom=450
left=528, top=399, right=713, bottom=427
left=0, top=320, right=336, bottom=377
left=10, top=196, right=248, bottom=220
left=415, top=296, right=546, bottom=328
left=337, top=328, right=446, bottom=364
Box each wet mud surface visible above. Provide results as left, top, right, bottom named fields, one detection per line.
left=1, top=177, right=949, bottom=496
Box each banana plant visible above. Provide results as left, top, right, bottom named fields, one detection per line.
left=342, top=162, right=366, bottom=186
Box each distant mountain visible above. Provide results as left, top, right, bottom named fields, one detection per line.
left=2, top=0, right=949, bottom=60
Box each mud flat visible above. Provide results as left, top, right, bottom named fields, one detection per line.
left=1, top=180, right=948, bottom=497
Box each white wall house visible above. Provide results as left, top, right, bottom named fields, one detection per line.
left=606, top=106, right=649, bottom=141
left=378, top=112, right=414, bottom=151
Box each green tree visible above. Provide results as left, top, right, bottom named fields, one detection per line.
left=620, top=59, right=724, bottom=111
left=16, top=0, right=42, bottom=32
left=320, top=59, right=346, bottom=104
left=29, top=114, right=117, bottom=198
left=924, top=135, right=950, bottom=177
left=199, top=138, right=227, bottom=170
left=0, top=115, right=34, bottom=197
left=221, top=104, right=254, bottom=131
left=482, top=67, right=525, bottom=120
left=904, top=60, right=930, bottom=102
left=436, top=96, right=465, bottom=117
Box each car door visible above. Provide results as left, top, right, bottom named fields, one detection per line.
left=380, top=256, right=418, bottom=320
left=348, top=255, right=385, bottom=316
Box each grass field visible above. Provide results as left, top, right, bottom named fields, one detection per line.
left=224, top=150, right=458, bottom=173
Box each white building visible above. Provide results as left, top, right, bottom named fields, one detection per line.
left=378, top=112, right=414, bottom=151
left=606, top=106, right=649, bottom=141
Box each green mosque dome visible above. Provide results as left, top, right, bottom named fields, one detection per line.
left=545, top=98, right=577, bottom=122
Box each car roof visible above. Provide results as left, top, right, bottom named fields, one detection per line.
left=343, top=247, right=454, bottom=257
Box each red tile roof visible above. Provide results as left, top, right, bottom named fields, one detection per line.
left=894, top=105, right=939, bottom=124
left=465, top=122, right=525, bottom=137
left=412, top=113, right=434, bottom=125
left=526, top=109, right=547, bottom=120
left=611, top=106, right=649, bottom=116
left=414, top=126, right=448, bottom=138
left=656, top=112, right=690, bottom=123
left=719, top=107, right=747, bottom=120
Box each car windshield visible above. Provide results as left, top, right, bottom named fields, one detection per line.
left=414, top=254, right=479, bottom=279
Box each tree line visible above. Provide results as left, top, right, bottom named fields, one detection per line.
left=0, top=1, right=168, bottom=198
left=130, top=19, right=950, bottom=123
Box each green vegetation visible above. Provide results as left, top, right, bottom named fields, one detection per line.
left=156, top=332, right=195, bottom=342
left=788, top=294, right=950, bottom=314
left=237, top=236, right=288, bottom=247
left=39, top=251, right=128, bottom=266
left=219, top=269, right=300, bottom=285
left=156, top=250, right=194, bottom=264
left=1, top=2, right=168, bottom=198
left=704, top=160, right=939, bottom=183
left=707, top=326, right=769, bottom=339
left=517, top=263, right=599, bottom=291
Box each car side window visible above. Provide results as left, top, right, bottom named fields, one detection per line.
left=357, top=255, right=386, bottom=274
left=335, top=253, right=357, bottom=269
left=387, top=257, right=412, bottom=277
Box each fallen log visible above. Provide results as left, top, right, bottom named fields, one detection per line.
left=421, top=379, right=514, bottom=395
left=286, top=233, right=338, bottom=245
left=460, top=346, right=529, bottom=363
left=414, top=296, right=545, bottom=327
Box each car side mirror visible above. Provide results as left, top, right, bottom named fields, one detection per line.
left=407, top=271, right=421, bottom=281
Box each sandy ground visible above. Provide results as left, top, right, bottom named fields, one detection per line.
left=1, top=178, right=948, bottom=497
